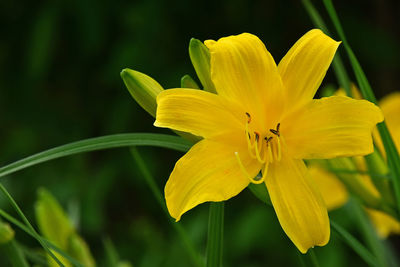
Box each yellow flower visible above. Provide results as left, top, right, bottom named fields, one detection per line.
left=374, top=92, right=400, bottom=156
left=310, top=90, right=400, bottom=239
left=154, top=29, right=383, bottom=253
left=308, top=163, right=400, bottom=238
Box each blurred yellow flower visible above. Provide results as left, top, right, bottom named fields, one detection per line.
left=310, top=90, right=400, bottom=238
left=155, top=30, right=383, bottom=253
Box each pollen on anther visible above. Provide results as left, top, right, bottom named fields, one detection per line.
left=245, top=112, right=251, bottom=123
left=264, top=136, right=273, bottom=145
left=254, top=131, right=260, bottom=142
left=270, top=123, right=281, bottom=137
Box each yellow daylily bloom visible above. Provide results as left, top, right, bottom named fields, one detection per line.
left=155, top=29, right=383, bottom=253
left=374, top=92, right=400, bottom=156
left=308, top=164, right=349, bottom=210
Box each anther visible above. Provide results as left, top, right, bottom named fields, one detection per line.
left=264, top=136, right=273, bottom=146
left=245, top=112, right=251, bottom=123
left=269, top=123, right=281, bottom=137
left=254, top=132, right=260, bottom=142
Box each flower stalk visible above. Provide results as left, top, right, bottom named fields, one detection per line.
left=206, top=202, right=224, bottom=267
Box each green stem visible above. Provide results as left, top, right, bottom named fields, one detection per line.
left=130, top=148, right=203, bottom=267
left=206, top=202, right=224, bottom=267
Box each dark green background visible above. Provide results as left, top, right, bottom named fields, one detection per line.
left=0, top=0, right=399, bottom=266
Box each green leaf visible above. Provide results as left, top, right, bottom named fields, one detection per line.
left=0, top=133, right=192, bottom=179
left=206, top=202, right=224, bottom=267
left=0, top=209, right=84, bottom=267
left=0, top=240, right=29, bottom=267
left=322, top=0, right=400, bottom=216
left=181, top=74, right=200, bottom=89
left=302, top=249, right=320, bottom=267
left=247, top=183, right=271, bottom=206
left=120, top=68, right=164, bottom=117
left=189, top=38, right=216, bottom=93
left=347, top=200, right=390, bottom=267
left=331, top=220, right=379, bottom=267
left=0, top=183, right=65, bottom=267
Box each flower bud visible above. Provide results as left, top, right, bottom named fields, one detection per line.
left=121, top=68, right=164, bottom=117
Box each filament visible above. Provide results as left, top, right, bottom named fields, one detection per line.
left=235, top=152, right=264, bottom=184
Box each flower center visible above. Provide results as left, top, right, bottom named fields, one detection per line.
left=235, top=113, right=284, bottom=184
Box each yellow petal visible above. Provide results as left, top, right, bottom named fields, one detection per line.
left=366, top=208, right=400, bottom=238
left=205, top=33, right=284, bottom=129
left=308, top=164, right=348, bottom=210
left=165, top=139, right=261, bottom=221
left=278, top=29, right=340, bottom=110
left=282, top=96, right=384, bottom=159
left=266, top=156, right=330, bottom=253
left=155, top=88, right=244, bottom=139
left=374, top=92, right=400, bottom=155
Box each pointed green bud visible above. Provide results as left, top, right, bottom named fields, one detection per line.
left=189, top=38, right=216, bottom=93
left=121, top=68, right=164, bottom=117
left=0, top=221, right=14, bottom=244
left=181, top=74, right=200, bottom=89
left=35, top=188, right=74, bottom=250
left=68, top=233, right=96, bottom=267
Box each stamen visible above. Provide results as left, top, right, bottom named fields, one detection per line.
left=268, top=144, right=273, bottom=163
left=245, top=112, right=251, bottom=123
left=264, top=136, right=273, bottom=145
left=276, top=136, right=282, bottom=161
left=269, top=123, right=280, bottom=137
left=245, top=123, right=256, bottom=158
left=235, top=152, right=264, bottom=184
left=254, top=138, right=265, bottom=164
left=260, top=163, right=269, bottom=183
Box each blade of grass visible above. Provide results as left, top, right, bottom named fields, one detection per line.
left=304, top=249, right=320, bottom=267
left=302, top=0, right=352, bottom=97
left=130, top=148, right=203, bottom=267
left=347, top=199, right=388, bottom=267
left=0, top=209, right=84, bottom=267
left=206, top=202, right=224, bottom=267
left=331, top=220, right=379, bottom=267
left=0, top=240, right=30, bottom=267
left=0, top=133, right=192, bottom=179
left=0, top=183, right=64, bottom=267
left=322, top=0, right=400, bottom=216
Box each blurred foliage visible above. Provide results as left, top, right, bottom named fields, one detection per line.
left=0, top=0, right=400, bottom=266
